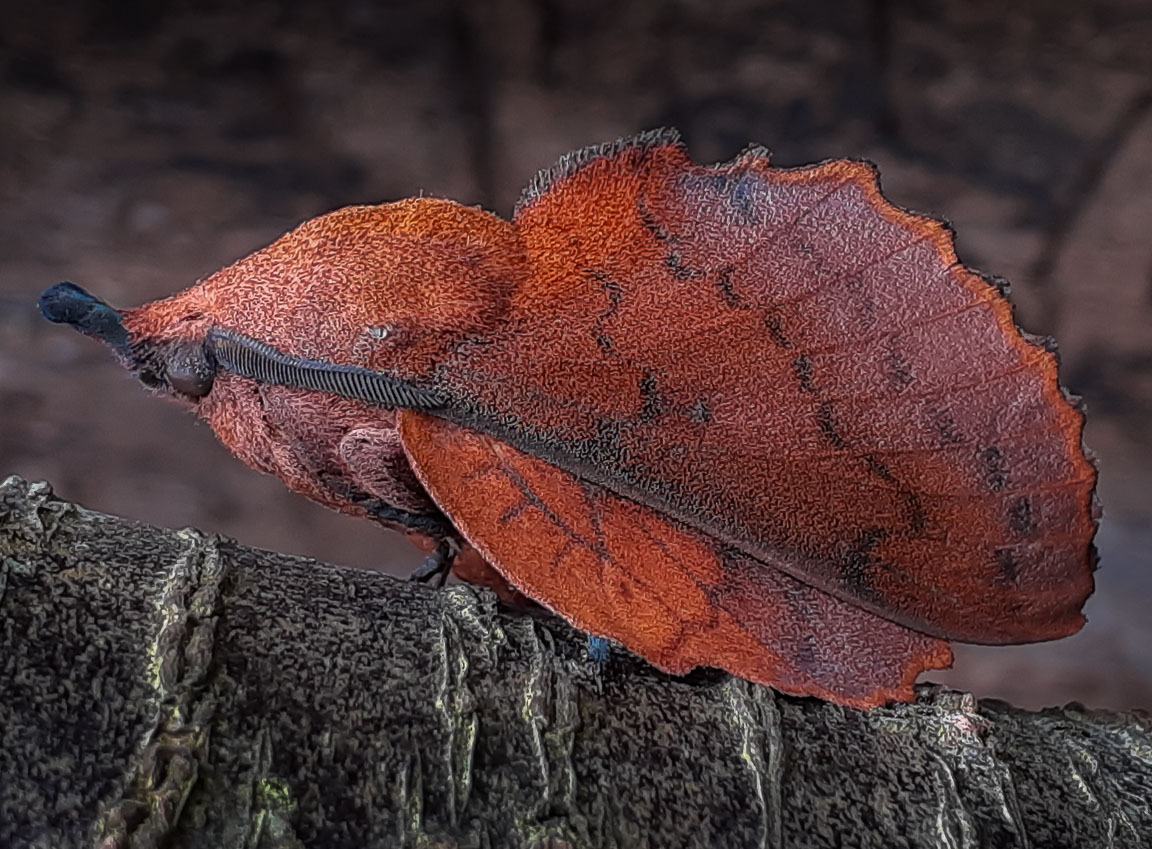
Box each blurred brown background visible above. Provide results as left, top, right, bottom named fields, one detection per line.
left=2, top=0, right=1150, bottom=708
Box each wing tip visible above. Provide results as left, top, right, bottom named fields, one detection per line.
left=792, top=155, right=1103, bottom=599
left=735, top=635, right=955, bottom=710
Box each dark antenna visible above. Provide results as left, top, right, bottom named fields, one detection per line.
left=207, top=329, right=448, bottom=411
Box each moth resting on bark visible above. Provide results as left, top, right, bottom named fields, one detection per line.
left=40, top=129, right=1098, bottom=709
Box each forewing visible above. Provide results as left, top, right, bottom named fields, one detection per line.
left=399, top=410, right=953, bottom=708
left=431, top=131, right=1096, bottom=644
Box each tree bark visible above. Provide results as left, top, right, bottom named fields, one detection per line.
left=0, top=475, right=1149, bottom=849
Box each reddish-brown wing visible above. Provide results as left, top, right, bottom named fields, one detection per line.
left=428, top=131, right=1096, bottom=644
left=399, top=411, right=952, bottom=708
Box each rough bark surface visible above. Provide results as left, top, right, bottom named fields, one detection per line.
left=1, top=475, right=1149, bottom=849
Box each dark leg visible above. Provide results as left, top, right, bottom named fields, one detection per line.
left=409, top=537, right=459, bottom=588
left=325, top=482, right=459, bottom=587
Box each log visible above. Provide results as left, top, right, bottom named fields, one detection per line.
left=0, top=475, right=1149, bottom=849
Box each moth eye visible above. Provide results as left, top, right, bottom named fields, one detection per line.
left=166, top=343, right=216, bottom=399
left=352, top=325, right=398, bottom=361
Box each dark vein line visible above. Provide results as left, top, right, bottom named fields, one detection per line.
left=754, top=232, right=926, bottom=320
left=492, top=452, right=606, bottom=564
left=815, top=353, right=1043, bottom=410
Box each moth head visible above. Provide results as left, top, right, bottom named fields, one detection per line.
left=41, top=198, right=520, bottom=409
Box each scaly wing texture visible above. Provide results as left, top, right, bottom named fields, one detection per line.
left=428, top=130, right=1096, bottom=644
left=399, top=411, right=953, bottom=708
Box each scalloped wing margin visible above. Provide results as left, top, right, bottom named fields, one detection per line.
left=437, top=128, right=1097, bottom=644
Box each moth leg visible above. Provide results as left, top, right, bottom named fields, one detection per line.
left=586, top=635, right=611, bottom=664
left=410, top=536, right=460, bottom=587
left=338, top=424, right=462, bottom=584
